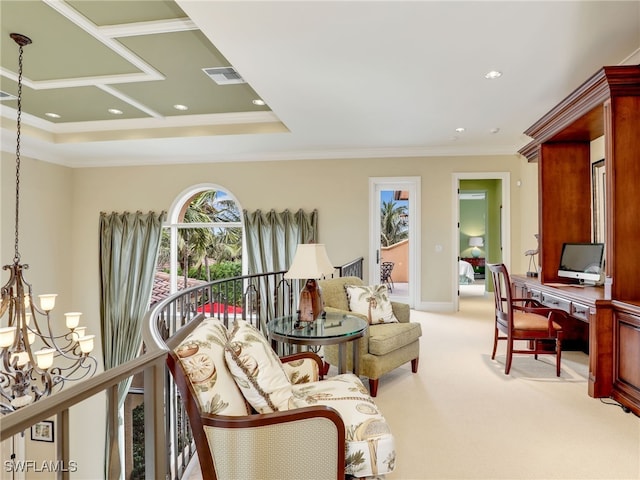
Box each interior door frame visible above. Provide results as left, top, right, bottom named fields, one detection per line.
left=369, top=176, right=421, bottom=308
left=452, top=172, right=510, bottom=311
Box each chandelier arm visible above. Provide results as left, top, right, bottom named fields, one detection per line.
left=27, top=368, right=58, bottom=402
left=0, top=354, right=20, bottom=385
left=42, top=357, right=97, bottom=388
left=50, top=346, right=88, bottom=364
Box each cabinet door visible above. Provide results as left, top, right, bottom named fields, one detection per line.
left=614, top=312, right=640, bottom=405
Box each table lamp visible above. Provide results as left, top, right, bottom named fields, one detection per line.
left=469, top=236, right=484, bottom=258
left=284, top=244, right=335, bottom=322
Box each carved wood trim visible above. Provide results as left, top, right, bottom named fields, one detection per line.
left=518, top=65, right=640, bottom=161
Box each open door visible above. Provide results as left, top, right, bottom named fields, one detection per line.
left=369, top=177, right=420, bottom=308
left=452, top=173, right=510, bottom=311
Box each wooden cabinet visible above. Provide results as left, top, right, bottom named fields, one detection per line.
left=519, top=66, right=640, bottom=294
left=518, top=65, right=640, bottom=415
left=611, top=302, right=640, bottom=415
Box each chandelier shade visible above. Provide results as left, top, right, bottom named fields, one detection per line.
left=0, top=33, right=98, bottom=414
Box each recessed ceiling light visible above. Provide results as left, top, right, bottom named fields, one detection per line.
left=173, top=104, right=188, bottom=111
left=45, top=112, right=61, bottom=119
left=108, top=108, right=123, bottom=115
left=252, top=99, right=265, bottom=106
left=484, top=70, right=502, bottom=79
left=455, top=127, right=465, bottom=133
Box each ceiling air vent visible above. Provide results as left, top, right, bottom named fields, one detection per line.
left=203, top=66, right=246, bottom=85
left=0, top=91, right=17, bottom=101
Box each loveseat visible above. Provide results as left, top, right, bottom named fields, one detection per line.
left=167, top=314, right=396, bottom=479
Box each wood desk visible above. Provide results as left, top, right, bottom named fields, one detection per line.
left=511, top=275, right=613, bottom=400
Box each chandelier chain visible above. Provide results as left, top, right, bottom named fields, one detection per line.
left=13, top=43, right=24, bottom=265
left=1, top=33, right=97, bottom=414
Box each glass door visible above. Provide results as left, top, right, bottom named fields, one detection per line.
left=369, top=177, right=420, bottom=307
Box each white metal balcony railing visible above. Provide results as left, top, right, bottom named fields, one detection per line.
left=0, top=257, right=363, bottom=480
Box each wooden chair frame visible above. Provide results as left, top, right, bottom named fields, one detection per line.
left=167, top=350, right=345, bottom=480
left=488, top=263, right=568, bottom=376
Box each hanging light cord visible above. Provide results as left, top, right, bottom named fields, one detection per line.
left=11, top=33, right=31, bottom=265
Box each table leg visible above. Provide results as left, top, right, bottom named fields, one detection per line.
left=352, top=340, right=359, bottom=375
left=338, top=343, right=347, bottom=374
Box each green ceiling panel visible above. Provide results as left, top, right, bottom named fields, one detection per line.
left=68, top=0, right=187, bottom=26
left=1, top=1, right=142, bottom=80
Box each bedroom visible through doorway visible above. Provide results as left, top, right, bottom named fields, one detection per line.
left=453, top=173, right=510, bottom=311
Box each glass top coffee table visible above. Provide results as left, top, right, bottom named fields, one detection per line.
left=268, top=312, right=367, bottom=374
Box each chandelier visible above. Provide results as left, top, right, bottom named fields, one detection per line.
left=0, top=33, right=98, bottom=414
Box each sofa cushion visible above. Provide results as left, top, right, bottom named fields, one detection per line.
left=346, top=284, right=399, bottom=324
left=290, top=374, right=396, bottom=477
left=224, top=320, right=292, bottom=413
left=175, top=318, right=249, bottom=416
left=368, top=321, right=423, bottom=356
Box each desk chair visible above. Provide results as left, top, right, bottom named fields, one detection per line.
left=488, top=263, right=568, bottom=376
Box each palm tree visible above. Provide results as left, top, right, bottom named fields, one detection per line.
left=178, top=190, right=242, bottom=280
left=380, top=200, right=408, bottom=247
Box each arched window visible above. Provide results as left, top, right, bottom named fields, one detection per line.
left=153, top=184, right=243, bottom=304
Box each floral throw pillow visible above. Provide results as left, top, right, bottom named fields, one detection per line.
left=346, top=284, right=399, bottom=324
left=175, top=318, right=249, bottom=416
left=224, top=320, right=292, bottom=413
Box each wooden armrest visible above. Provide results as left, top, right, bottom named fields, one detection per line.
left=280, top=351, right=323, bottom=368
left=280, top=352, right=324, bottom=381
left=513, top=304, right=570, bottom=321
left=200, top=404, right=344, bottom=430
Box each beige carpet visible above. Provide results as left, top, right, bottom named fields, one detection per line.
left=369, top=293, right=640, bottom=480
left=188, top=291, right=640, bottom=479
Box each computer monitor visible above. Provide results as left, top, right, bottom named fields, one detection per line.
left=557, top=242, right=605, bottom=285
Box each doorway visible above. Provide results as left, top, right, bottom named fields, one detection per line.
left=453, top=173, right=510, bottom=311
left=459, top=189, right=488, bottom=298
left=369, top=177, right=421, bottom=307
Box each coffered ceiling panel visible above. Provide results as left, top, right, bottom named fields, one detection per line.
left=0, top=1, right=638, bottom=166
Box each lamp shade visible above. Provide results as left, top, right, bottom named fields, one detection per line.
left=469, top=236, right=484, bottom=247
left=284, top=244, right=334, bottom=280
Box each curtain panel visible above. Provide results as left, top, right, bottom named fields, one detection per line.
left=99, top=210, right=165, bottom=479
left=243, top=208, right=318, bottom=274
left=243, top=209, right=318, bottom=322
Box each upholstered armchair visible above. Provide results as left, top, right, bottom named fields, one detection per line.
left=167, top=314, right=396, bottom=479
left=318, top=276, right=422, bottom=396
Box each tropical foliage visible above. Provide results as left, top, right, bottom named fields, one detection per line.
left=380, top=200, right=408, bottom=247
left=157, top=190, right=243, bottom=283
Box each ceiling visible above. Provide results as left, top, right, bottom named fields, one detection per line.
left=1, top=1, right=638, bottom=168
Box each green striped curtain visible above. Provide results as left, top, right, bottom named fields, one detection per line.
left=99, top=210, right=165, bottom=480
left=243, top=209, right=318, bottom=322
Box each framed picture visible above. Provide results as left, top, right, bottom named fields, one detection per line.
left=31, top=420, right=54, bottom=442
